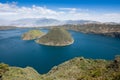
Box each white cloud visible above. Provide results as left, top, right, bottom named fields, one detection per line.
left=59, top=8, right=89, bottom=12
left=103, top=13, right=120, bottom=19
left=0, top=3, right=59, bottom=20
left=59, top=8, right=77, bottom=10
left=0, top=2, right=120, bottom=23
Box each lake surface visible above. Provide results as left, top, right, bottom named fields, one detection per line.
left=0, top=28, right=120, bottom=74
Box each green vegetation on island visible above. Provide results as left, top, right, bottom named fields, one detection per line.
left=22, top=30, right=45, bottom=40
left=35, top=28, right=74, bottom=46
left=0, top=55, right=120, bottom=80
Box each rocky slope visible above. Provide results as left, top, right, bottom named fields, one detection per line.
left=0, top=55, right=120, bottom=80
left=43, top=55, right=120, bottom=80
left=36, top=28, right=74, bottom=46
left=22, top=30, right=45, bottom=40
left=60, top=24, right=120, bottom=38
left=2, top=67, right=41, bottom=80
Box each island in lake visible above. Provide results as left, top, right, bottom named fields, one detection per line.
left=35, top=28, right=74, bottom=46
left=22, top=30, right=45, bottom=40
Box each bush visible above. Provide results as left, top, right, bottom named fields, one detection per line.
left=0, top=63, right=9, bottom=77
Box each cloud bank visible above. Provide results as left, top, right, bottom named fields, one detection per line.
left=0, top=2, right=120, bottom=23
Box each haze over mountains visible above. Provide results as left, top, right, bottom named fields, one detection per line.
left=0, top=18, right=119, bottom=27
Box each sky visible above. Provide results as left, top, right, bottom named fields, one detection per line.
left=0, top=0, right=120, bottom=22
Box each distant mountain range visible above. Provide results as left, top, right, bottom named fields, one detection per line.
left=0, top=18, right=119, bottom=27
left=11, top=18, right=62, bottom=27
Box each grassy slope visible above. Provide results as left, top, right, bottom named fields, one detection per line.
left=1, top=55, right=120, bottom=80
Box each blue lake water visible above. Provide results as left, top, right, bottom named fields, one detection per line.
left=0, top=28, right=120, bottom=74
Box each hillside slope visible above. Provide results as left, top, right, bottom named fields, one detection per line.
left=61, top=24, right=120, bottom=38
left=1, top=55, right=120, bottom=80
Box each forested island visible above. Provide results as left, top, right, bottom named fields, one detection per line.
left=36, top=28, right=74, bottom=46
left=22, top=30, right=45, bottom=40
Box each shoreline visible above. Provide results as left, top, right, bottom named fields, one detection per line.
left=1, top=55, right=120, bottom=80
left=35, top=39, right=74, bottom=46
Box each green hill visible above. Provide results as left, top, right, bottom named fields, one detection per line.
left=36, top=28, right=74, bottom=46
left=1, top=55, right=120, bottom=80
left=22, top=30, right=44, bottom=40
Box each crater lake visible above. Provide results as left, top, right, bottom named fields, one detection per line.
left=0, top=28, right=120, bottom=74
